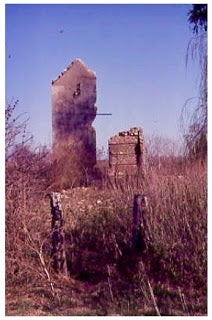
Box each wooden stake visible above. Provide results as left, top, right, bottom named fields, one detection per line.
left=132, top=194, right=150, bottom=254
left=48, top=192, right=67, bottom=275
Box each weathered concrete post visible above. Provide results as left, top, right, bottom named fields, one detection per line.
left=132, top=194, right=150, bottom=254
left=49, top=192, right=67, bottom=274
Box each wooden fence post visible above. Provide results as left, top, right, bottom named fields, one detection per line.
left=48, top=192, right=67, bottom=275
left=132, top=194, right=150, bottom=254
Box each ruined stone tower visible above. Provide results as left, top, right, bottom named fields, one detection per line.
left=52, top=59, right=97, bottom=167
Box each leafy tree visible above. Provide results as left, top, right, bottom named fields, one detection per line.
left=188, top=4, right=207, bottom=33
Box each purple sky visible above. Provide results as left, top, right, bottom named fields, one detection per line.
left=5, top=3, right=200, bottom=150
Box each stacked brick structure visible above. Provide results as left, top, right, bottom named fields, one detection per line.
left=52, top=58, right=97, bottom=168
left=108, top=127, right=144, bottom=177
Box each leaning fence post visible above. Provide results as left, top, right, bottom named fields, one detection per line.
left=48, top=192, right=67, bottom=275
left=132, top=194, right=150, bottom=254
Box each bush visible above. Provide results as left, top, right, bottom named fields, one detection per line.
left=48, top=144, right=89, bottom=190
left=5, top=102, right=207, bottom=315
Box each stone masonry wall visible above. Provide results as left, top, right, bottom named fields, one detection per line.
left=52, top=59, right=97, bottom=168
left=108, top=127, right=144, bottom=176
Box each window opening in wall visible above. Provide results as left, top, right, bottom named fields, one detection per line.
left=73, top=83, right=81, bottom=97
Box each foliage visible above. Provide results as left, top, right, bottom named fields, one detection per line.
left=5, top=103, right=207, bottom=315
left=48, top=144, right=92, bottom=190
left=6, top=153, right=207, bottom=315
left=188, top=4, right=207, bottom=34
left=5, top=100, right=33, bottom=162
left=182, top=4, right=207, bottom=159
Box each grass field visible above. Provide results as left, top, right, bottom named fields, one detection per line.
left=5, top=147, right=207, bottom=316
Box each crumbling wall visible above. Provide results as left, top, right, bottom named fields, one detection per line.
left=52, top=58, right=97, bottom=168
left=108, top=127, right=144, bottom=177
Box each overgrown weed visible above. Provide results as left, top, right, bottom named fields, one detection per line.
left=5, top=103, right=207, bottom=315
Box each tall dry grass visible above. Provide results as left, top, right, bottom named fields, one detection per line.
left=61, top=157, right=207, bottom=315
left=6, top=153, right=207, bottom=315
left=5, top=103, right=207, bottom=315
left=144, top=159, right=207, bottom=288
